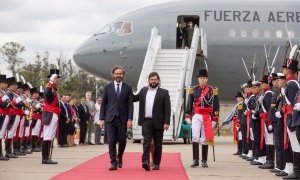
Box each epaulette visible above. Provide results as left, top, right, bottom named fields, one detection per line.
left=237, top=104, right=243, bottom=110
left=188, top=86, right=197, bottom=94
left=213, top=87, right=218, bottom=96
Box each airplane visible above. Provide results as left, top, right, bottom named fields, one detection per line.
left=73, top=0, right=300, bottom=100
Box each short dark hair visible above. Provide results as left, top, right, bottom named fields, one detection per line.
left=111, top=65, right=125, bottom=75
left=148, top=72, right=160, bottom=81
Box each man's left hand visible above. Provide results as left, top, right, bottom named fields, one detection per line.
left=127, top=120, right=132, bottom=128
left=163, top=124, right=169, bottom=131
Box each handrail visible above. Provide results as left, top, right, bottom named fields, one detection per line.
left=133, top=27, right=161, bottom=137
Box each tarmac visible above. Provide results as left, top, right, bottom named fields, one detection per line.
left=0, top=136, right=282, bottom=180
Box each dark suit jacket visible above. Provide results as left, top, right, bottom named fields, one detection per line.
left=100, top=82, right=133, bottom=123
left=78, top=104, right=90, bottom=124
left=133, top=86, right=171, bottom=129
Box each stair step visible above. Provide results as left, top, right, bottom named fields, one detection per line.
left=154, top=61, right=184, bottom=66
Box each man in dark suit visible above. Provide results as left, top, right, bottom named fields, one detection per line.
left=78, top=97, right=89, bottom=145
left=59, top=95, right=69, bottom=147
left=100, top=66, right=133, bottom=171
left=133, top=72, right=171, bottom=171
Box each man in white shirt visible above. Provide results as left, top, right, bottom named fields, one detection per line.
left=94, top=98, right=102, bottom=145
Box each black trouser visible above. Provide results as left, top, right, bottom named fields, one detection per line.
left=58, top=120, right=67, bottom=146
left=241, top=123, right=248, bottom=154
left=273, top=121, right=285, bottom=170
left=252, top=120, right=266, bottom=159
left=106, top=117, right=127, bottom=165
left=79, top=121, right=87, bottom=144
left=141, top=118, right=164, bottom=165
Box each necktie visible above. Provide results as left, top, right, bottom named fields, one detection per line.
left=117, top=83, right=120, bottom=97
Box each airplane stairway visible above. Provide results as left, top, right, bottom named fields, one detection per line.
left=133, top=26, right=204, bottom=141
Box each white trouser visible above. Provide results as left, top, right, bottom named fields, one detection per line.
left=238, top=131, right=242, bottom=140
left=18, top=116, right=25, bottom=137
left=0, top=115, right=9, bottom=139
left=250, top=128, right=254, bottom=141
left=7, top=115, right=21, bottom=139
left=32, top=119, right=42, bottom=136
left=43, top=113, right=58, bottom=141
left=192, top=114, right=207, bottom=145
left=24, top=120, right=32, bottom=137
left=264, top=125, right=274, bottom=145
left=287, top=127, right=300, bottom=152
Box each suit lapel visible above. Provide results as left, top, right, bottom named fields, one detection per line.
left=119, top=82, right=126, bottom=99
left=153, top=87, right=160, bottom=106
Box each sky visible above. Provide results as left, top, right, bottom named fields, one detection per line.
left=0, top=0, right=176, bottom=76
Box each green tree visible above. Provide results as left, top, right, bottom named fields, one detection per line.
left=0, top=42, right=25, bottom=76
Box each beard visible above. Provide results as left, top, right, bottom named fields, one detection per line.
left=149, top=82, right=159, bottom=88
left=114, top=76, right=123, bottom=82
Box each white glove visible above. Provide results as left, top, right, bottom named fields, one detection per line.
left=35, top=103, right=41, bottom=109
left=1, top=95, right=9, bottom=102
left=268, top=125, right=273, bottom=131
left=212, top=121, right=217, bottom=128
left=293, top=103, right=300, bottom=111
left=15, top=96, right=23, bottom=104
left=281, top=88, right=286, bottom=96
left=236, top=127, right=240, bottom=131
left=252, top=114, right=257, bottom=119
left=25, top=110, right=30, bottom=115
left=50, top=74, right=58, bottom=83
left=275, top=112, right=282, bottom=118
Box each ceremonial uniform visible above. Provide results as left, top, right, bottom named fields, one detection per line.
left=42, top=69, right=61, bottom=164
left=5, top=77, right=25, bottom=158
left=186, top=69, right=219, bottom=168
left=0, top=75, right=9, bottom=160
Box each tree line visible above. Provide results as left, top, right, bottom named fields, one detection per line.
left=0, top=41, right=106, bottom=100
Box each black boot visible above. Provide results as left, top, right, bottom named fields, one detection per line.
left=42, top=141, right=57, bottom=164
left=5, top=139, right=17, bottom=158
left=38, top=138, right=43, bottom=151
left=183, top=138, right=187, bottom=144
left=283, top=152, right=300, bottom=179
left=0, top=139, right=9, bottom=161
left=190, top=142, right=199, bottom=167
left=259, top=145, right=275, bottom=169
left=22, top=137, right=32, bottom=154
left=32, top=136, right=39, bottom=152
left=233, top=141, right=243, bottom=155
left=201, top=145, right=208, bottom=168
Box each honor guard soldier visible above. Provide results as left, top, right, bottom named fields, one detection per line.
left=240, top=84, right=250, bottom=158
left=186, top=69, right=219, bottom=168
left=42, top=69, right=61, bottom=164
left=258, top=75, right=275, bottom=169
left=5, top=77, right=25, bottom=158
left=0, top=75, right=9, bottom=161
left=244, top=80, right=256, bottom=161
left=281, top=55, right=300, bottom=179
left=30, top=87, right=43, bottom=152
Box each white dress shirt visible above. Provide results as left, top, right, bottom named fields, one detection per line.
left=114, top=81, right=123, bottom=94
left=145, top=87, right=158, bottom=118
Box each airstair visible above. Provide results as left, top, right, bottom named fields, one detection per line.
left=132, top=26, right=207, bottom=141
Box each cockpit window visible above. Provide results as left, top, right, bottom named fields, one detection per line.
left=96, top=21, right=132, bottom=36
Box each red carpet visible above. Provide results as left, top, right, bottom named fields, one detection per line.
left=51, top=152, right=188, bottom=180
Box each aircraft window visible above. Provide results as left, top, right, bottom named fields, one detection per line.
left=276, top=30, right=283, bottom=38
left=97, top=22, right=123, bottom=34
left=120, top=22, right=133, bottom=35
left=264, top=30, right=271, bottom=38
left=252, top=29, right=259, bottom=38
left=241, top=30, right=247, bottom=38
left=287, top=30, right=294, bottom=38
left=229, top=29, right=236, bottom=37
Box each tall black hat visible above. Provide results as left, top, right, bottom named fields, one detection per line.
left=259, top=75, right=269, bottom=84
left=30, top=87, right=38, bottom=95
left=282, top=58, right=298, bottom=71
left=0, top=75, right=7, bottom=83
left=271, top=73, right=278, bottom=80
left=47, top=69, right=61, bottom=78
left=247, top=80, right=252, bottom=87
left=22, top=83, right=29, bottom=90
left=7, top=77, right=17, bottom=85
left=235, top=92, right=243, bottom=98
left=197, top=69, right=208, bottom=77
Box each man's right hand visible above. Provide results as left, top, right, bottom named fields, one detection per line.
left=100, top=120, right=105, bottom=129
left=66, top=118, right=70, bottom=123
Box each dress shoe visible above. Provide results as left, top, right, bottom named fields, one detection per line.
left=258, top=162, right=274, bottom=169
left=142, top=162, right=150, bottom=171
left=117, top=159, right=123, bottom=168
left=153, top=164, right=160, bottom=170
left=5, top=153, right=18, bottom=158
left=109, top=164, right=117, bottom=171
left=250, top=161, right=263, bottom=165
left=269, top=168, right=281, bottom=173
left=275, top=171, right=288, bottom=177
left=42, top=158, right=58, bottom=164
left=245, top=157, right=254, bottom=161
left=233, top=151, right=242, bottom=155
left=0, top=155, right=9, bottom=161
left=190, top=159, right=199, bottom=167
left=88, top=142, right=94, bottom=145
left=201, top=160, right=208, bottom=168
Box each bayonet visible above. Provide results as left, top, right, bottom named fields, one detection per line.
left=241, top=57, right=251, bottom=79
